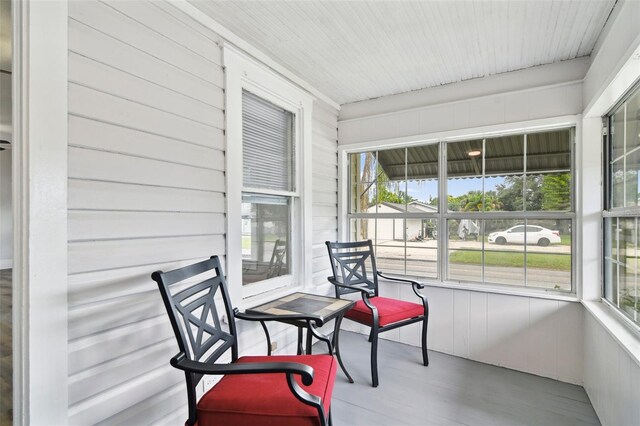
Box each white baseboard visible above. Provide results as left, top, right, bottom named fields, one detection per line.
left=0, top=259, right=13, bottom=269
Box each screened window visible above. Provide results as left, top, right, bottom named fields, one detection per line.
left=348, top=127, right=575, bottom=292
left=604, top=83, right=640, bottom=326
left=241, top=90, right=296, bottom=286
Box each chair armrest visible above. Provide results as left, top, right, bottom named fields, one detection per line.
left=235, top=309, right=325, bottom=327
left=170, top=352, right=315, bottom=386
left=327, top=277, right=374, bottom=298
left=376, top=271, right=428, bottom=305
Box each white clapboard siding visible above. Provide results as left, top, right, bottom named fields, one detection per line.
left=69, top=83, right=224, bottom=147
left=67, top=2, right=340, bottom=424
left=67, top=5, right=229, bottom=423
left=69, top=0, right=223, bottom=85
left=68, top=211, right=225, bottom=241
left=69, top=53, right=223, bottom=126
left=311, top=101, right=339, bottom=296
left=69, top=338, right=175, bottom=405
left=68, top=180, right=225, bottom=213
left=68, top=147, right=224, bottom=192
left=68, top=366, right=183, bottom=425
left=68, top=19, right=223, bottom=106
left=69, top=235, right=226, bottom=275
left=94, top=384, right=185, bottom=426
left=105, top=0, right=223, bottom=66
left=68, top=315, right=174, bottom=375
left=68, top=116, right=223, bottom=168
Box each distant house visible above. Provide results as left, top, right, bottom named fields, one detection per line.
left=367, top=201, right=437, bottom=241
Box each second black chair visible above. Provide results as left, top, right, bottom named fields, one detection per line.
left=326, top=240, right=429, bottom=387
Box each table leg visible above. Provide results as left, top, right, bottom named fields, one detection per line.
left=333, top=314, right=354, bottom=383
left=306, top=326, right=313, bottom=355
left=297, top=327, right=304, bottom=355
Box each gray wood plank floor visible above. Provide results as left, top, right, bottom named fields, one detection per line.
left=329, top=331, right=599, bottom=426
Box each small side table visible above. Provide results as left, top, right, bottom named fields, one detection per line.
left=246, top=292, right=355, bottom=383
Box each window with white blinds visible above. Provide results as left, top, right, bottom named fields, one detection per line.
left=240, top=90, right=297, bottom=288
left=242, top=90, right=295, bottom=192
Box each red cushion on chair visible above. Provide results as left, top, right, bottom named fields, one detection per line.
left=196, top=354, right=337, bottom=426
left=345, top=296, right=425, bottom=327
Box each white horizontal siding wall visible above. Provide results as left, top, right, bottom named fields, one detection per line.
left=67, top=1, right=226, bottom=423
left=67, top=1, right=339, bottom=424
left=338, top=67, right=585, bottom=385
left=311, top=100, right=339, bottom=295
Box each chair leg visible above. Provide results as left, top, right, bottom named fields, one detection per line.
left=368, top=329, right=373, bottom=342
left=421, top=315, right=429, bottom=366
left=370, top=327, right=379, bottom=387
left=328, top=409, right=333, bottom=426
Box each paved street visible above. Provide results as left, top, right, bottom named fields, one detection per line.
left=374, top=239, right=571, bottom=290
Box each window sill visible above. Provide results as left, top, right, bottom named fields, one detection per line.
left=582, top=300, right=640, bottom=368
left=378, top=275, right=579, bottom=302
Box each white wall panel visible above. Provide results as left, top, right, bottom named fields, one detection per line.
left=311, top=100, right=339, bottom=296
left=67, top=2, right=339, bottom=424
left=67, top=2, right=229, bottom=423
left=69, top=116, right=223, bottom=168
left=68, top=180, right=224, bottom=213
left=583, top=311, right=640, bottom=426
left=468, top=291, right=489, bottom=363
left=68, top=19, right=223, bottom=107
left=452, top=290, right=470, bottom=357
left=68, top=147, right=224, bottom=191
left=68, top=53, right=222, bottom=127
left=339, top=81, right=582, bottom=144
left=69, top=83, right=223, bottom=147
left=69, top=236, right=225, bottom=275
left=367, top=283, right=584, bottom=385
left=69, top=0, right=223, bottom=85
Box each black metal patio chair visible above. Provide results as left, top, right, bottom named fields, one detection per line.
left=325, top=240, right=429, bottom=387
left=152, top=256, right=337, bottom=426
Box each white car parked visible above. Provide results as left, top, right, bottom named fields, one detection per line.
left=488, top=225, right=561, bottom=247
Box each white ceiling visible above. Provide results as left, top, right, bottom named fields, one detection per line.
left=191, top=0, right=617, bottom=105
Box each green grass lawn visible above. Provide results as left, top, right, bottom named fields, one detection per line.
left=449, top=250, right=571, bottom=271
left=242, top=236, right=251, bottom=250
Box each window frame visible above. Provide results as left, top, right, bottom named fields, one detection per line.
left=602, top=79, right=640, bottom=329
left=224, top=45, right=314, bottom=307
left=339, top=115, right=581, bottom=300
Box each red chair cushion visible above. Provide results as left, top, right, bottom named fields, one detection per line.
left=196, top=354, right=337, bottom=426
left=345, top=296, right=425, bottom=327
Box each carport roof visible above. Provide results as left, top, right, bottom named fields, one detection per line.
left=377, top=129, right=572, bottom=180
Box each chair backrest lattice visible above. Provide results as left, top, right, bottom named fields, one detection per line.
left=326, top=240, right=379, bottom=298
left=152, top=256, right=238, bottom=374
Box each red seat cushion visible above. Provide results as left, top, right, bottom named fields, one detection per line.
left=345, top=296, right=425, bottom=327
left=196, top=354, right=337, bottom=426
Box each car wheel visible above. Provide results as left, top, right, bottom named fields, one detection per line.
left=538, top=237, right=550, bottom=247
left=496, top=236, right=506, bottom=245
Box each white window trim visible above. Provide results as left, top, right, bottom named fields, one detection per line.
left=224, top=44, right=314, bottom=308
left=338, top=115, right=582, bottom=301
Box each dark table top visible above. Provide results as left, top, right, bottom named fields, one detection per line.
left=246, top=292, right=354, bottom=322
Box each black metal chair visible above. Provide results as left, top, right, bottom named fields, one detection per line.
left=325, top=240, right=429, bottom=387
left=152, top=256, right=337, bottom=426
